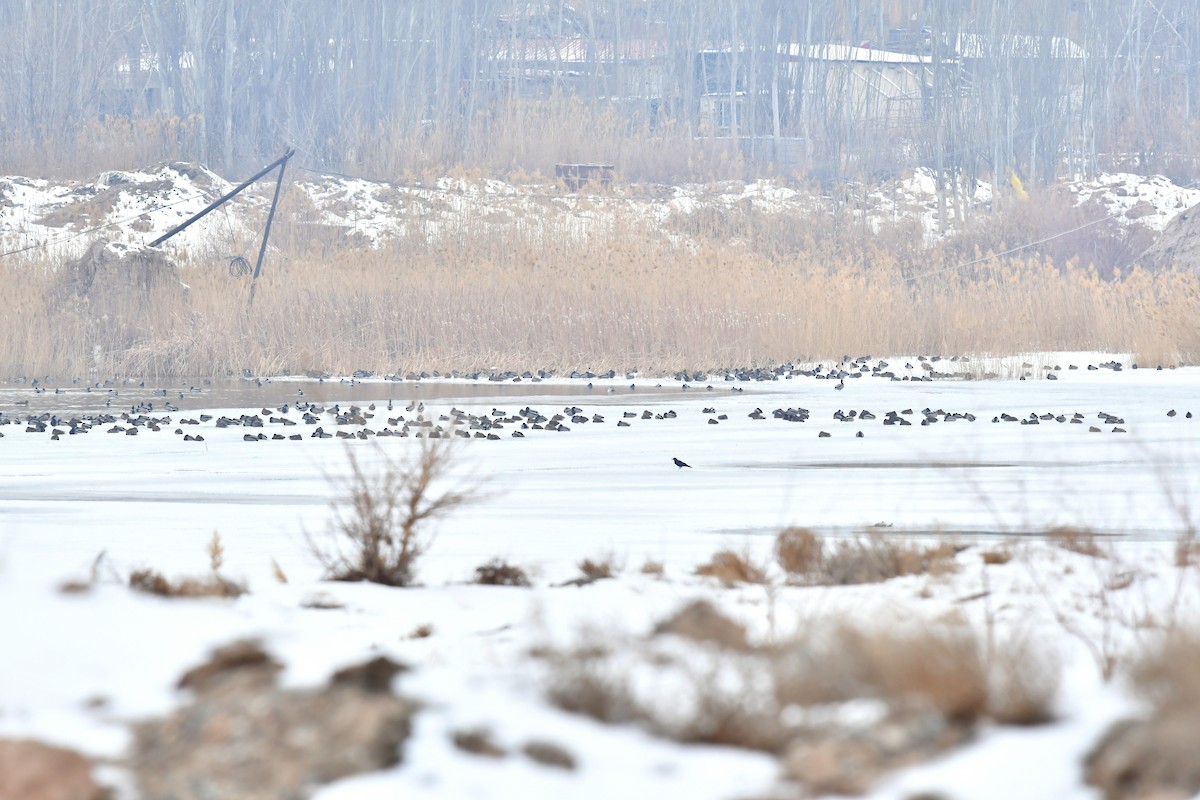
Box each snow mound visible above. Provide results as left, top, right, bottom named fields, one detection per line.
left=4, top=164, right=1200, bottom=262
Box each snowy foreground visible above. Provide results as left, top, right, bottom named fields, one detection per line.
left=2, top=355, right=1200, bottom=799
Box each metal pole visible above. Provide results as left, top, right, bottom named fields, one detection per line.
left=246, top=151, right=292, bottom=308
left=149, top=149, right=294, bottom=247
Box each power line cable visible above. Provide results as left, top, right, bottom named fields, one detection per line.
left=902, top=176, right=1200, bottom=284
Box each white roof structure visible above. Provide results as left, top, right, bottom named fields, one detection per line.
left=780, top=43, right=932, bottom=64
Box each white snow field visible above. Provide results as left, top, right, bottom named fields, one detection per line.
left=5, top=164, right=1198, bottom=261
left=2, top=355, right=1199, bottom=799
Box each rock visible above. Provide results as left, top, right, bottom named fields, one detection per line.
left=330, top=656, right=407, bottom=694
left=781, top=711, right=972, bottom=796
left=176, top=639, right=281, bottom=693
left=1139, top=203, right=1200, bottom=273
left=522, top=740, right=577, bottom=770
left=653, top=599, right=749, bottom=651
left=782, top=735, right=879, bottom=796
left=452, top=729, right=507, bottom=758
left=0, top=739, right=107, bottom=800
left=134, top=645, right=412, bottom=800
left=1085, top=715, right=1200, bottom=800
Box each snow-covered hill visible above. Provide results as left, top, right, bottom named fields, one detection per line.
left=4, top=163, right=1199, bottom=264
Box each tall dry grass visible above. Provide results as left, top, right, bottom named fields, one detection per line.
left=4, top=175, right=1200, bottom=378
left=2, top=115, right=206, bottom=181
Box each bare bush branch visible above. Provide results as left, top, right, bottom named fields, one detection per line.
left=309, top=438, right=478, bottom=587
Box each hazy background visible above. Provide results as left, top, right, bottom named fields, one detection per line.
left=2, top=0, right=1198, bottom=186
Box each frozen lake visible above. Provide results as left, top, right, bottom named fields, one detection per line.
left=2, top=357, right=1198, bottom=800
left=3, top=360, right=1198, bottom=589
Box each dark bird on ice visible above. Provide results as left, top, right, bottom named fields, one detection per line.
left=673, top=457, right=692, bottom=469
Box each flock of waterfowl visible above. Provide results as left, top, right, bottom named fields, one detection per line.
left=0, top=356, right=1190, bottom=443
left=1, top=399, right=1188, bottom=442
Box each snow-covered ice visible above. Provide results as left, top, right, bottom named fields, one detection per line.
left=2, top=358, right=1199, bottom=798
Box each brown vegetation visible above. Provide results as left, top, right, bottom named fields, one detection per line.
left=639, top=559, right=666, bottom=577
left=546, top=603, right=1059, bottom=790
left=571, top=555, right=621, bottom=585
left=1086, top=632, right=1200, bottom=800
left=981, top=547, right=1014, bottom=565
left=408, top=624, right=434, bottom=639
left=309, top=439, right=473, bottom=587
left=6, top=179, right=1200, bottom=378
left=986, top=635, right=1063, bottom=727
left=695, top=549, right=769, bottom=587
left=473, top=559, right=532, bottom=588
left=774, top=530, right=960, bottom=586
left=128, top=533, right=247, bottom=599
left=772, top=623, right=989, bottom=722
left=774, top=527, right=823, bottom=576
left=1175, top=537, right=1200, bottom=568
left=1046, top=526, right=1108, bottom=558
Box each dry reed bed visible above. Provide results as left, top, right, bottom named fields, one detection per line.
left=543, top=601, right=1060, bottom=794
left=3, top=200, right=1200, bottom=378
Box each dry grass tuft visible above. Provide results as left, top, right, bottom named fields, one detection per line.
left=1046, top=526, right=1107, bottom=558
left=771, top=529, right=961, bottom=586
left=981, top=548, right=1014, bottom=565
left=148, top=571, right=239, bottom=600
left=1175, top=537, right=1200, bottom=568
left=572, top=554, right=621, bottom=584
left=870, top=631, right=989, bottom=722
left=545, top=638, right=789, bottom=752
left=309, top=438, right=475, bottom=587
left=986, top=635, right=1062, bottom=726
left=59, top=550, right=121, bottom=594
left=129, top=568, right=246, bottom=599
left=695, top=549, right=769, bottom=587
left=128, top=533, right=246, bottom=599
left=774, top=527, right=823, bottom=576
left=544, top=646, right=638, bottom=725
left=639, top=559, right=665, bottom=577
left=1086, top=632, right=1200, bottom=800
left=773, top=622, right=988, bottom=722
left=831, top=536, right=959, bottom=584
left=1129, top=632, right=1200, bottom=711
left=408, top=624, right=434, bottom=639
left=473, top=558, right=532, bottom=587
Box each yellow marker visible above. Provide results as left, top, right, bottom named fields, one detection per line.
left=1010, top=171, right=1029, bottom=201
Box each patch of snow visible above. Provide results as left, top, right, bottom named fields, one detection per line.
left=6, top=164, right=1200, bottom=262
